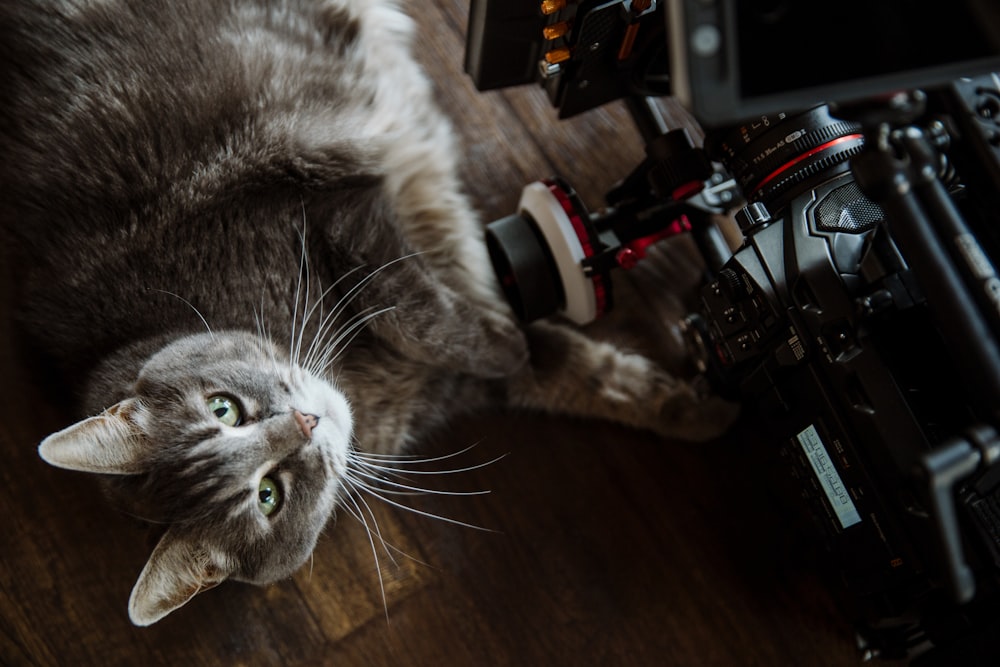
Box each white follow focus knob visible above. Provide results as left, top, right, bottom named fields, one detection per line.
left=516, top=181, right=600, bottom=324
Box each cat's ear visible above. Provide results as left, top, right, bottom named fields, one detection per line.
left=38, top=398, right=150, bottom=475
left=128, top=529, right=231, bottom=626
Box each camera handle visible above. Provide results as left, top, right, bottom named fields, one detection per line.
left=850, top=108, right=1000, bottom=424
left=921, top=436, right=985, bottom=603
left=921, top=426, right=1000, bottom=604
left=849, top=93, right=1000, bottom=604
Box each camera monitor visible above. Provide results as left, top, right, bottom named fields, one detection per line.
left=671, top=0, right=1000, bottom=125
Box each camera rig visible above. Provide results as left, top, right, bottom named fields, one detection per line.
left=466, top=0, right=1000, bottom=663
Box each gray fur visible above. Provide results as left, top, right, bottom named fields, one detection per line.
left=0, top=0, right=735, bottom=626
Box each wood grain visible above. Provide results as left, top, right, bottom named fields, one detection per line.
left=0, top=2, right=904, bottom=665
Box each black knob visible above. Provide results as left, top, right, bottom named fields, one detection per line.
left=717, top=267, right=746, bottom=299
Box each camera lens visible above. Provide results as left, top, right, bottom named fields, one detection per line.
left=486, top=212, right=565, bottom=322
left=706, top=105, right=865, bottom=210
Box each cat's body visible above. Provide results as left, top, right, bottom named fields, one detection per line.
left=0, top=0, right=734, bottom=626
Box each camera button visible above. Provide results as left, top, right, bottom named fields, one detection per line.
left=691, top=25, right=721, bottom=57
left=735, top=201, right=772, bottom=232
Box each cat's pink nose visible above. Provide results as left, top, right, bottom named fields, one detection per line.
left=293, top=410, right=319, bottom=438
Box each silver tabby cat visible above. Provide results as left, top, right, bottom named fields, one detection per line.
left=0, top=0, right=735, bottom=625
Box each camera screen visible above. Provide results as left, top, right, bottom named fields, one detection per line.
left=736, top=0, right=1000, bottom=99
left=675, top=0, right=1000, bottom=125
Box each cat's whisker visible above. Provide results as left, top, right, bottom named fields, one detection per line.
left=290, top=222, right=310, bottom=367
left=352, top=457, right=504, bottom=491
left=147, top=289, right=214, bottom=339
left=352, top=440, right=485, bottom=463
left=349, top=461, right=417, bottom=484
left=255, top=292, right=282, bottom=377
left=338, top=480, right=403, bottom=621
left=344, top=471, right=497, bottom=533
left=341, top=475, right=446, bottom=573
left=337, top=491, right=389, bottom=562
left=251, top=301, right=280, bottom=377
left=354, top=454, right=507, bottom=477
left=348, top=465, right=491, bottom=497
left=376, top=536, right=432, bottom=570
left=301, top=293, right=379, bottom=374
left=312, top=306, right=394, bottom=376
left=300, top=252, right=423, bottom=374
left=352, top=442, right=507, bottom=476
left=305, top=305, right=391, bottom=378
left=252, top=306, right=264, bottom=343
left=340, top=479, right=437, bottom=573
left=292, top=217, right=329, bottom=371
left=299, top=265, right=370, bottom=373
left=348, top=443, right=505, bottom=511
left=340, top=480, right=404, bottom=571
left=333, top=252, right=424, bottom=310
left=297, top=259, right=385, bottom=375
left=305, top=271, right=326, bottom=369
left=301, top=295, right=365, bottom=375
left=115, top=507, right=172, bottom=526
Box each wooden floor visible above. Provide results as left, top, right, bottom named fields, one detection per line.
left=1, top=2, right=902, bottom=665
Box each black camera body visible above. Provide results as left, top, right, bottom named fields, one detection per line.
left=465, top=0, right=1000, bottom=662
left=688, top=92, right=1000, bottom=662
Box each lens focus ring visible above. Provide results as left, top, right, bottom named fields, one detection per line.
left=708, top=106, right=864, bottom=207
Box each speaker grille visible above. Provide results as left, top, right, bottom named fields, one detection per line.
left=815, top=181, right=884, bottom=234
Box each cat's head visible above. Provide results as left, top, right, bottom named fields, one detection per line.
left=38, top=331, right=353, bottom=626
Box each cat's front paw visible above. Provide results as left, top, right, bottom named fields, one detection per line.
left=459, top=307, right=529, bottom=378
left=654, top=380, right=741, bottom=442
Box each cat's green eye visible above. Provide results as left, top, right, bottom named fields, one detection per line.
left=258, top=477, right=281, bottom=516
left=206, top=395, right=242, bottom=427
